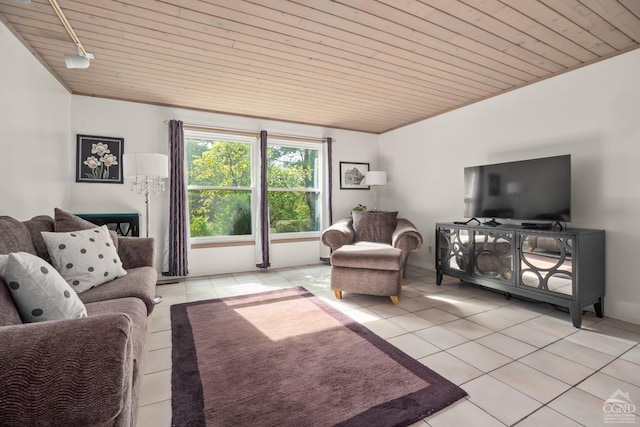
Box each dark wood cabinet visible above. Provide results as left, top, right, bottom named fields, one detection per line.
left=76, top=213, right=140, bottom=237
left=436, top=223, right=605, bottom=328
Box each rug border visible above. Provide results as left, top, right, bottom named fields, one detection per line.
left=171, top=286, right=467, bottom=426
left=298, top=287, right=468, bottom=425
left=171, top=300, right=206, bottom=426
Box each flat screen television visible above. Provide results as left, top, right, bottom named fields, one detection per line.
left=464, top=155, right=571, bottom=222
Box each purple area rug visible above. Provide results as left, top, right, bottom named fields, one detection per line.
left=171, top=287, right=466, bottom=426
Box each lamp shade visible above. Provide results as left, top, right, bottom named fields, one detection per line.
left=366, top=171, right=387, bottom=186
left=123, top=153, right=169, bottom=179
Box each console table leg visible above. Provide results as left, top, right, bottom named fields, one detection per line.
left=436, top=272, right=442, bottom=285
left=594, top=298, right=604, bottom=318
left=570, top=303, right=582, bottom=328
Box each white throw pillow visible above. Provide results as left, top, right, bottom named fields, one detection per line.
left=0, top=252, right=87, bottom=323
left=42, top=225, right=127, bottom=293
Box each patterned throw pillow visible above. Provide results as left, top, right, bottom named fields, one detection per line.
left=0, top=252, right=87, bottom=323
left=42, top=225, right=127, bottom=293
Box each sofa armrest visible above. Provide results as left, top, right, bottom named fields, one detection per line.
left=0, top=314, right=134, bottom=426
left=392, top=218, right=424, bottom=254
left=321, top=218, right=355, bottom=251
left=118, top=236, right=155, bottom=269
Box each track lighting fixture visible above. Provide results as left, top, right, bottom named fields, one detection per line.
left=64, top=47, right=95, bottom=69
left=48, top=0, right=95, bottom=69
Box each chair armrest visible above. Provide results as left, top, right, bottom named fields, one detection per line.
left=392, top=218, right=424, bottom=253
left=118, top=236, right=155, bottom=269
left=321, top=218, right=355, bottom=251
left=0, top=314, right=134, bottom=426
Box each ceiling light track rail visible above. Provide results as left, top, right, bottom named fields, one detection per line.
left=48, top=0, right=94, bottom=68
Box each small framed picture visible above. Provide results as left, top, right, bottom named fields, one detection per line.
left=76, top=135, right=124, bottom=184
left=340, top=161, right=369, bottom=190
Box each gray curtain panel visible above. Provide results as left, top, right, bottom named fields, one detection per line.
left=256, top=130, right=270, bottom=268
left=327, top=137, right=333, bottom=226
left=165, top=119, right=189, bottom=277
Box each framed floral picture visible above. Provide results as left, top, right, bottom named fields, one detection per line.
left=340, top=161, right=369, bottom=189
left=76, top=135, right=124, bottom=184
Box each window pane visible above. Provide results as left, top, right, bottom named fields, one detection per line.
left=188, top=189, right=252, bottom=237
left=186, top=135, right=252, bottom=187
left=267, top=145, right=318, bottom=189
left=268, top=191, right=319, bottom=233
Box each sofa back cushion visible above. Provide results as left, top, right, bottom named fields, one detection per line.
left=23, top=216, right=55, bottom=263
left=352, top=211, right=398, bottom=244
left=0, top=277, right=22, bottom=326
left=0, top=216, right=36, bottom=255
left=54, top=208, right=119, bottom=250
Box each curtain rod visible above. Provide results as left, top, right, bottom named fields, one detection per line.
left=163, top=120, right=332, bottom=143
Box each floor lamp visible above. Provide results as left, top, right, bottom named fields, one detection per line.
left=366, top=171, right=387, bottom=211
left=123, top=152, right=169, bottom=305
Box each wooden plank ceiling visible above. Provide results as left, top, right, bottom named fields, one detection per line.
left=1, top=0, right=639, bottom=133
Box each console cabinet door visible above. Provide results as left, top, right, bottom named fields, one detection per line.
left=437, top=226, right=471, bottom=275
left=473, top=229, right=515, bottom=284
left=518, top=232, right=574, bottom=297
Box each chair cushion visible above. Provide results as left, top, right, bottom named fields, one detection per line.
left=352, top=211, right=398, bottom=244
left=331, top=243, right=401, bottom=271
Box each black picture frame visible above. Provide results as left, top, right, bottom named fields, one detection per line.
left=76, top=134, right=124, bottom=184
left=340, top=161, right=369, bottom=189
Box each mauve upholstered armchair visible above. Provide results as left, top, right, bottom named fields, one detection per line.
left=322, top=211, right=423, bottom=280
left=322, top=212, right=423, bottom=303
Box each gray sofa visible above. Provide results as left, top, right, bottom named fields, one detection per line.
left=0, top=210, right=157, bottom=427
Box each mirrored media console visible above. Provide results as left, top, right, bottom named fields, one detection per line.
left=435, top=223, right=605, bottom=328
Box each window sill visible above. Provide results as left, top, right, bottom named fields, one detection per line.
left=191, top=240, right=254, bottom=249
left=191, top=236, right=320, bottom=249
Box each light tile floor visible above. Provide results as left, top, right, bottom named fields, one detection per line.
left=138, top=264, right=640, bottom=427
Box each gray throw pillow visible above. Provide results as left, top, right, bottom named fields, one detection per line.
left=0, top=252, right=87, bottom=323
left=54, top=208, right=119, bottom=250
left=352, top=211, right=399, bottom=244
left=42, top=225, right=127, bottom=293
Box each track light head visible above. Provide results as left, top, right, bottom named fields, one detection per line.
left=64, top=54, right=90, bottom=69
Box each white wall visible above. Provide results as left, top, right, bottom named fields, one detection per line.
left=380, top=49, right=640, bottom=324
left=0, top=22, right=72, bottom=219
left=70, top=96, right=379, bottom=275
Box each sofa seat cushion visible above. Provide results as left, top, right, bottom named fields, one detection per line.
left=79, top=266, right=157, bottom=315
left=352, top=211, right=398, bottom=244
left=0, top=216, right=37, bottom=255
left=331, top=243, right=402, bottom=271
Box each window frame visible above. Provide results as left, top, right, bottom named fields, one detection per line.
left=266, top=138, right=323, bottom=240
left=184, top=130, right=325, bottom=244
left=184, top=129, right=258, bottom=244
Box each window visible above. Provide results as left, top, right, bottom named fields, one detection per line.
left=185, top=130, right=256, bottom=239
left=185, top=130, right=324, bottom=242
left=267, top=141, right=322, bottom=236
